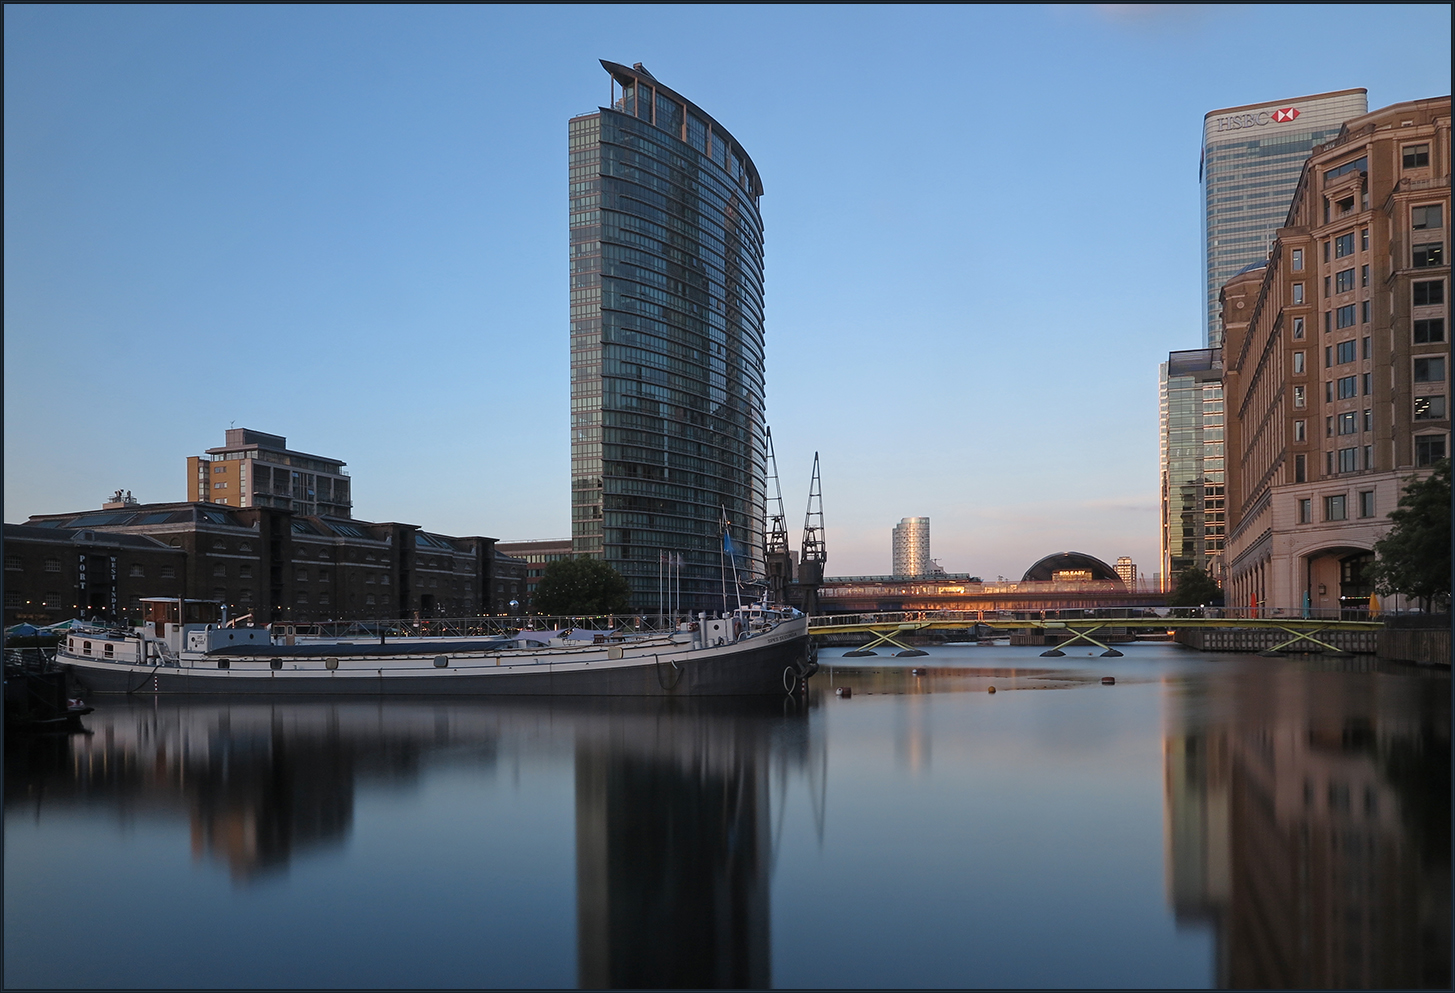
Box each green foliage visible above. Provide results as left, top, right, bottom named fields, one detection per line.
left=1371, top=459, right=1451, bottom=608
left=530, top=556, right=632, bottom=616
left=1167, top=566, right=1221, bottom=608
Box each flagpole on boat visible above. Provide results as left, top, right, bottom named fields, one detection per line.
left=719, top=507, right=729, bottom=616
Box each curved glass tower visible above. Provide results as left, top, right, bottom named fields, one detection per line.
left=569, top=61, right=766, bottom=611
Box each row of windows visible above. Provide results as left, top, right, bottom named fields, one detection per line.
left=601, top=137, right=762, bottom=243
left=606, top=110, right=757, bottom=205
left=1292, top=279, right=1444, bottom=312
left=1296, top=491, right=1376, bottom=524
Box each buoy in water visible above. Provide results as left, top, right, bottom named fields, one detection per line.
left=911, top=667, right=928, bottom=676
left=836, top=686, right=852, bottom=698
left=987, top=685, right=997, bottom=694
left=1101, top=676, right=1116, bottom=685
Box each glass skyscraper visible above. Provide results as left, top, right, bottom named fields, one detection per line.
left=1202, top=89, right=1366, bottom=346
left=1160, top=348, right=1225, bottom=588
left=568, top=61, right=766, bottom=610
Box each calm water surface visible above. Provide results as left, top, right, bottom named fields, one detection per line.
left=5, top=644, right=1448, bottom=989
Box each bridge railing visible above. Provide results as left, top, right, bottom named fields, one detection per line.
left=810, top=606, right=1400, bottom=626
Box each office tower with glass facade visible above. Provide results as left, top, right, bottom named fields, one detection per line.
left=1160, top=349, right=1225, bottom=588
left=1203, top=89, right=1367, bottom=347
left=568, top=61, right=767, bottom=610
left=891, top=517, right=931, bottom=577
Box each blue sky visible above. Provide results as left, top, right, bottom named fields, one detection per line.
left=5, top=4, right=1450, bottom=581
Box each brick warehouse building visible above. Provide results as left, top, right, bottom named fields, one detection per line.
left=5, top=501, right=521, bottom=627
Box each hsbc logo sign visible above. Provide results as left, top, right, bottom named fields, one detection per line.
left=1213, top=107, right=1300, bottom=132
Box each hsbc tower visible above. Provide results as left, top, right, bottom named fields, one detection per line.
left=1202, top=89, right=1367, bottom=346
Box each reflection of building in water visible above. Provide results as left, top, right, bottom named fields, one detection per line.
left=1164, top=664, right=1450, bottom=988
left=894, top=691, right=932, bottom=774
left=574, top=702, right=809, bottom=989
left=25, top=702, right=453, bottom=880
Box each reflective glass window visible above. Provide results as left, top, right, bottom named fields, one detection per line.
left=1413, top=281, right=1444, bottom=306
left=1414, top=318, right=1445, bottom=343
left=1414, top=357, right=1446, bottom=383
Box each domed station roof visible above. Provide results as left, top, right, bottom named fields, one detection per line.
left=1021, top=552, right=1125, bottom=588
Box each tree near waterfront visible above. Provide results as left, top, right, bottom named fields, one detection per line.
left=1168, top=567, right=1221, bottom=610
left=531, top=557, right=632, bottom=616
left=1371, top=459, right=1451, bottom=611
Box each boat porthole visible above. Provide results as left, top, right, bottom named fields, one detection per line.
left=433, top=656, right=449, bottom=668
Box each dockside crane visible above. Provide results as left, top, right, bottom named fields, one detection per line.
left=764, top=427, right=794, bottom=604
left=799, top=452, right=826, bottom=617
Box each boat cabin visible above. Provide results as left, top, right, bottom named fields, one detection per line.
left=138, top=598, right=225, bottom=653
left=141, top=598, right=224, bottom=637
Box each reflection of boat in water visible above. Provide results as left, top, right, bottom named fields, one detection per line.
left=5, top=693, right=822, bottom=988
left=57, top=598, right=815, bottom=697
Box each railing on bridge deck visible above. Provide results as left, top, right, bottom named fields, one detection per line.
left=809, top=606, right=1397, bottom=629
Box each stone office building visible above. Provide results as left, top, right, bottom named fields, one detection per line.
left=1222, top=96, right=1449, bottom=615
left=8, top=499, right=509, bottom=626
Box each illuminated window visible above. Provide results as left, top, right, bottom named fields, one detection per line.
left=1414, top=395, right=1447, bottom=420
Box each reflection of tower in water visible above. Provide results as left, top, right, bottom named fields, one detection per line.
left=575, top=703, right=795, bottom=990
left=1163, top=663, right=1450, bottom=988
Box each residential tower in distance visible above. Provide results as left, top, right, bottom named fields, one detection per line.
left=187, top=429, right=351, bottom=518
left=891, top=517, right=931, bottom=577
